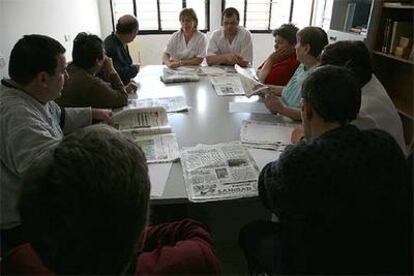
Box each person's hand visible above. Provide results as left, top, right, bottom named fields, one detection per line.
left=102, top=56, right=116, bottom=75
left=291, top=126, right=305, bottom=144
left=92, top=109, right=112, bottom=125
left=264, top=94, right=284, bottom=114
left=236, top=58, right=249, bottom=67
left=126, top=81, right=138, bottom=93
left=224, top=53, right=240, bottom=65
left=268, top=47, right=295, bottom=64
left=167, top=60, right=181, bottom=69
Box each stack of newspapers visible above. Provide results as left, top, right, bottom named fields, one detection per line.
left=160, top=67, right=199, bottom=83
left=180, top=142, right=260, bottom=202
left=240, top=120, right=296, bottom=152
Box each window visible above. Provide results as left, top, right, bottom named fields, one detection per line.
left=222, top=0, right=332, bottom=32
left=111, top=0, right=210, bottom=34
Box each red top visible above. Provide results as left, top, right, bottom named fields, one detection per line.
left=1, top=219, right=221, bottom=275
left=264, top=54, right=300, bottom=86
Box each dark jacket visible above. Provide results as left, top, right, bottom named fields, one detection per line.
left=259, top=125, right=412, bottom=274
left=57, top=63, right=128, bottom=109
left=104, top=32, right=138, bottom=84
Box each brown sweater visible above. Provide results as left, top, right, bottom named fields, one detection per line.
left=57, top=63, right=128, bottom=108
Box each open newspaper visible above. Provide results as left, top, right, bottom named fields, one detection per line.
left=235, top=64, right=269, bottom=97
left=240, top=120, right=296, bottom=152
left=180, top=142, right=259, bottom=202
left=160, top=67, right=199, bottom=83
left=126, top=96, right=189, bottom=113
left=210, top=75, right=246, bottom=96
left=112, top=107, right=180, bottom=163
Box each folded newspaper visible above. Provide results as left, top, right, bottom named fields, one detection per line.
left=160, top=67, right=199, bottom=83
left=180, top=142, right=260, bottom=202
left=240, top=120, right=296, bottom=152
left=126, top=96, right=189, bottom=113
left=112, top=107, right=180, bottom=163
left=235, top=64, right=269, bottom=97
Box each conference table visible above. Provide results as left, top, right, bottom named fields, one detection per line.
left=131, top=65, right=296, bottom=204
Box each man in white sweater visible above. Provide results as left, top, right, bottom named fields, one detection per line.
left=0, top=35, right=110, bottom=256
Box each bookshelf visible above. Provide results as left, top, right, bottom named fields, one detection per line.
left=371, top=0, right=414, bottom=151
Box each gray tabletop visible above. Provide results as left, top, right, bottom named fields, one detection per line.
left=133, top=65, right=285, bottom=203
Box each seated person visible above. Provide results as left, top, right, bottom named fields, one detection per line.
left=258, top=24, right=300, bottom=86
left=239, top=65, right=412, bottom=275
left=56, top=32, right=134, bottom=109
left=292, top=40, right=407, bottom=154
left=0, top=35, right=109, bottom=256
left=104, top=14, right=140, bottom=84
left=206, top=7, right=252, bottom=67
left=321, top=40, right=406, bottom=153
left=1, top=125, right=221, bottom=275
left=162, top=8, right=207, bottom=69
left=264, top=26, right=328, bottom=120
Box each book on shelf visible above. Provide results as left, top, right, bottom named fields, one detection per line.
left=382, top=18, right=393, bottom=53
left=160, top=67, right=199, bottom=83
left=112, top=107, right=180, bottom=163
left=390, top=21, right=413, bottom=55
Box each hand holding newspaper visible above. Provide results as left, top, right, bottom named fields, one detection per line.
left=112, top=107, right=180, bottom=163
left=235, top=64, right=270, bottom=97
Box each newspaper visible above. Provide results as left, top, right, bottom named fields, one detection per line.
left=125, top=133, right=180, bottom=163
left=126, top=96, right=189, bottom=113
left=180, top=142, right=260, bottom=202
left=112, top=107, right=180, bottom=163
left=240, top=120, right=296, bottom=152
left=235, top=64, right=269, bottom=97
left=160, top=67, right=199, bottom=83
left=210, top=76, right=246, bottom=96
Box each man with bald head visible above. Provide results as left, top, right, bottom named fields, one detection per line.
left=103, top=14, right=140, bottom=85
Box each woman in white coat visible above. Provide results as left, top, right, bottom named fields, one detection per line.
left=162, top=8, right=207, bottom=69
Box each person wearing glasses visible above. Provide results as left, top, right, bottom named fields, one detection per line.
left=162, top=8, right=207, bottom=69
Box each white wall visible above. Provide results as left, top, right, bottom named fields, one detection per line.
left=97, top=0, right=274, bottom=68
left=0, top=0, right=101, bottom=78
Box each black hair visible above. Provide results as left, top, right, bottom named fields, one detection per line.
left=272, top=24, right=299, bottom=45
left=223, top=7, right=240, bottom=22
left=301, top=65, right=361, bottom=125
left=9, top=34, right=65, bottom=84
left=72, top=32, right=104, bottom=69
left=20, top=125, right=150, bottom=275
left=297, top=27, right=328, bottom=58
left=321, top=40, right=373, bottom=87
left=116, top=16, right=139, bottom=34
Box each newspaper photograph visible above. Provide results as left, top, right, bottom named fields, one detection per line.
left=180, top=142, right=259, bottom=202
left=127, top=96, right=189, bottom=113
left=210, top=76, right=246, bottom=96
left=240, top=120, right=297, bottom=152
left=160, top=67, right=199, bottom=83
left=125, top=133, right=180, bottom=163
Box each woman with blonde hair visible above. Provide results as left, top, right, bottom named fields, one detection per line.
left=162, top=8, right=207, bottom=68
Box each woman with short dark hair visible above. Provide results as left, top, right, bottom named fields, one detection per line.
left=258, top=24, right=300, bottom=85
